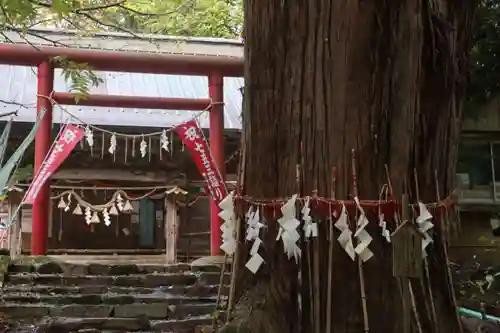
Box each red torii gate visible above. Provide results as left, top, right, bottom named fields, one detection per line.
left=0, top=43, right=244, bottom=256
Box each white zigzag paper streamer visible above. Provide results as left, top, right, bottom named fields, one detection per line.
left=246, top=206, right=264, bottom=241
left=85, top=126, right=94, bottom=147
left=334, top=202, right=356, bottom=261
left=245, top=206, right=265, bottom=274
left=245, top=206, right=255, bottom=241
left=108, top=133, right=117, bottom=154
left=160, top=130, right=170, bottom=152
left=302, top=197, right=318, bottom=238
left=276, top=194, right=301, bottom=263
left=103, top=208, right=111, bottom=226
left=379, top=213, right=391, bottom=243
left=416, top=202, right=434, bottom=257
left=84, top=207, right=92, bottom=225
left=219, top=191, right=237, bottom=256
left=353, top=197, right=374, bottom=262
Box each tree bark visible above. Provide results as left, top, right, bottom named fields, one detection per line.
left=223, top=1, right=477, bottom=333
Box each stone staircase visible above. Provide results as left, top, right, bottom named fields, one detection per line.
left=0, top=258, right=228, bottom=332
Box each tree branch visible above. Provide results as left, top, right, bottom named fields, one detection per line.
left=26, top=18, right=56, bottom=29
left=78, top=12, right=147, bottom=40
left=28, top=0, right=127, bottom=12
left=117, top=2, right=194, bottom=17
left=0, top=99, right=31, bottom=109
left=0, top=111, right=19, bottom=118
left=76, top=1, right=127, bottom=13
left=2, top=25, right=71, bottom=47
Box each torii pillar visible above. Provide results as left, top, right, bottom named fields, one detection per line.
left=31, top=61, right=54, bottom=255
left=208, top=74, right=225, bottom=257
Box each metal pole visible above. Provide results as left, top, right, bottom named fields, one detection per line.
left=31, top=61, right=53, bottom=255
left=52, top=92, right=212, bottom=110
left=208, top=74, right=225, bottom=256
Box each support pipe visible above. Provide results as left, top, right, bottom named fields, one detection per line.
left=0, top=43, right=243, bottom=77
left=208, top=75, right=225, bottom=256
left=32, top=61, right=54, bottom=255
left=458, top=307, right=500, bottom=322
left=53, top=92, right=212, bottom=110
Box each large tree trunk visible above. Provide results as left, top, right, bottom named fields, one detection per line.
left=223, top=1, right=476, bottom=333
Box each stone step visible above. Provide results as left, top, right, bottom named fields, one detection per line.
left=0, top=292, right=223, bottom=305
left=2, top=284, right=228, bottom=297
left=8, top=262, right=223, bottom=275
left=0, top=303, right=217, bottom=320
left=6, top=272, right=229, bottom=287
left=5, top=316, right=214, bottom=332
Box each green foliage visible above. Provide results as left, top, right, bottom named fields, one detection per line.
left=128, top=0, right=243, bottom=38
left=0, top=0, right=242, bottom=38
left=0, top=0, right=38, bottom=28
left=52, top=56, right=103, bottom=102
left=467, top=0, right=500, bottom=114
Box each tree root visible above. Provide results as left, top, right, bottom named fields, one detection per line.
left=218, top=275, right=298, bottom=333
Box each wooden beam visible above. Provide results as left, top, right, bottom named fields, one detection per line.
left=189, top=174, right=238, bottom=185
left=53, top=168, right=185, bottom=183
left=7, top=192, right=22, bottom=258
left=165, top=196, right=179, bottom=264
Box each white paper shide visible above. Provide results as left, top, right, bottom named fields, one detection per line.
left=245, top=206, right=264, bottom=242
left=84, top=207, right=92, bottom=225
left=103, top=208, right=111, bottom=226
left=353, top=197, right=374, bottom=262
left=302, top=197, right=318, bottom=238
left=334, top=202, right=356, bottom=261
left=160, top=130, right=170, bottom=152
left=219, top=191, right=237, bottom=256
left=379, top=213, right=391, bottom=243
left=108, top=133, right=117, bottom=155
left=245, top=206, right=265, bottom=274
left=416, top=202, right=434, bottom=257
left=276, top=194, right=301, bottom=263
left=84, top=126, right=94, bottom=147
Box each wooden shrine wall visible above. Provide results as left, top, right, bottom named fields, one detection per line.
left=19, top=190, right=167, bottom=251
left=177, top=196, right=211, bottom=260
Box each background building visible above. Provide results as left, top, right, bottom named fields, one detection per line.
left=0, top=29, right=243, bottom=261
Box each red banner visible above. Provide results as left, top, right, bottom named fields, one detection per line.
left=175, top=120, right=226, bottom=203
left=24, top=124, right=84, bottom=204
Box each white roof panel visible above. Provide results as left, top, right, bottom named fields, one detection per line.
left=0, top=65, right=243, bottom=129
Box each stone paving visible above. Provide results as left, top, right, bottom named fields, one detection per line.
left=0, top=256, right=228, bottom=332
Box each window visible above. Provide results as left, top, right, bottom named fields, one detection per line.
left=457, top=141, right=493, bottom=189
left=492, top=143, right=500, bottom=182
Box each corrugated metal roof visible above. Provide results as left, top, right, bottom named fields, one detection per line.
left=0, top=65, right=243, bottom=129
